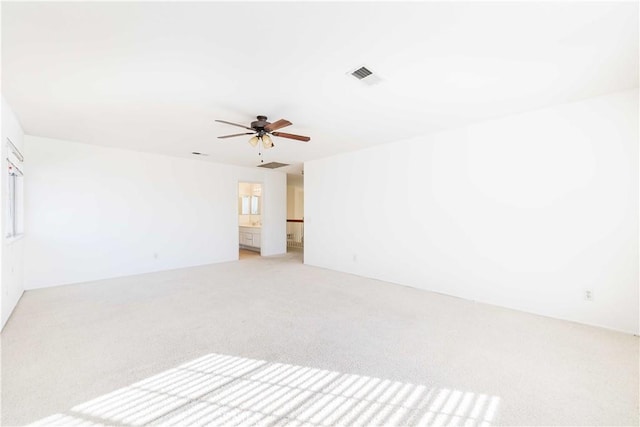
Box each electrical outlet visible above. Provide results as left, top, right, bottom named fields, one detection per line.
left=584, top=290, right=593, bottom=301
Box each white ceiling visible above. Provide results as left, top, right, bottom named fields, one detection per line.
left=2, top=1, right=638, bottom=173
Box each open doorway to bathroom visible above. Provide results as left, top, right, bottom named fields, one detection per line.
left=238, top=182, right=262, bottom=260
left=286, top=173, right=304, bottom=254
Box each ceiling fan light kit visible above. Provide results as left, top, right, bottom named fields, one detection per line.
left=216, top=115, right=310, bottom=155
left=262, top=134, right=274, bottom=148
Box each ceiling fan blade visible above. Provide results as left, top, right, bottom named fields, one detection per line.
left=272, top=132, right=311, bottom=142
left=265, top=119, right=292, bottom=132
left=215, top=119, right=254, bottom=131
left=218, top=132, right=255, bottom=139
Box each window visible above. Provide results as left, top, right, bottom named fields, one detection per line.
left=6, top=138, right=24, bottom=239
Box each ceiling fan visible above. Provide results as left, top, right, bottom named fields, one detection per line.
left=215, top=115, right=311, bottom=149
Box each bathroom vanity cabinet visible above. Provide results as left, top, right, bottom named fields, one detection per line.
left=239, top=226, right=261, bottom=251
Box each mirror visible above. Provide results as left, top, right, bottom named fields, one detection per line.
left=238, top=196, right=260, bottom=214
left=251, top=196, right=260, bottom=215
left=240, top=196, right=250, bottom=215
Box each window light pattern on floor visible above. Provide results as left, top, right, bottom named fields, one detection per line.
left=28, top=353, right=500, bottom=426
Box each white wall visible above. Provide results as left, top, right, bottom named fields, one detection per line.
left=305, top=89, right=639, bottom=334
left=24, top=136, right=286, bottom=289
left=287, top=174, right=304, bottom=219
left=1, top=96, right=26, bottom=329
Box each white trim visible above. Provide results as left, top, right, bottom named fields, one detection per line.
left=7, top=137, right=24, bottom=162
left=7, top=158, right=24, bottom=176
left=6, top=234, right=24, bottom=245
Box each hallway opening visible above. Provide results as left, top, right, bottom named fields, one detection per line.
left=286, top=173, right=304, bottom=253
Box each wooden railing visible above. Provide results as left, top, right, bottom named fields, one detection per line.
left=286, top=219, right=304, bottom=249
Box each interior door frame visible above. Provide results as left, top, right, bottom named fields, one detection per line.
left=237, top=180, right=264, bottom=256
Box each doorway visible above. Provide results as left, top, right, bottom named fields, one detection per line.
left=286, top=173, right=304, bottom=254
left=238, top=182, right=262, bottom=258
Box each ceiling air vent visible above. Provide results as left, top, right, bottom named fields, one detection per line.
left=351, top=66, right=373, bottom=80
left=258, top=162, right=289, bottom=169
left=349, top=65, right=382, bottom=85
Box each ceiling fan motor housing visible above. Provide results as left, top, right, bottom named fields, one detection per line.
left=251, top=115, right=270, bottom=131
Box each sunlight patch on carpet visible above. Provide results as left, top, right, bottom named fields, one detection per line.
left=28, top=353, right=501, bottom=426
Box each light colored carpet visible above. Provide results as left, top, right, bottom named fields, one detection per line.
left=1, top=251, right=638, bottom=426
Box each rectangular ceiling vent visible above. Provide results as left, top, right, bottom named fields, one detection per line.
left=258, top=162, right=289, bottom=169
left=351, top=66, right=373, bottom=80
left=349, top=65, right=382, bottom=86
